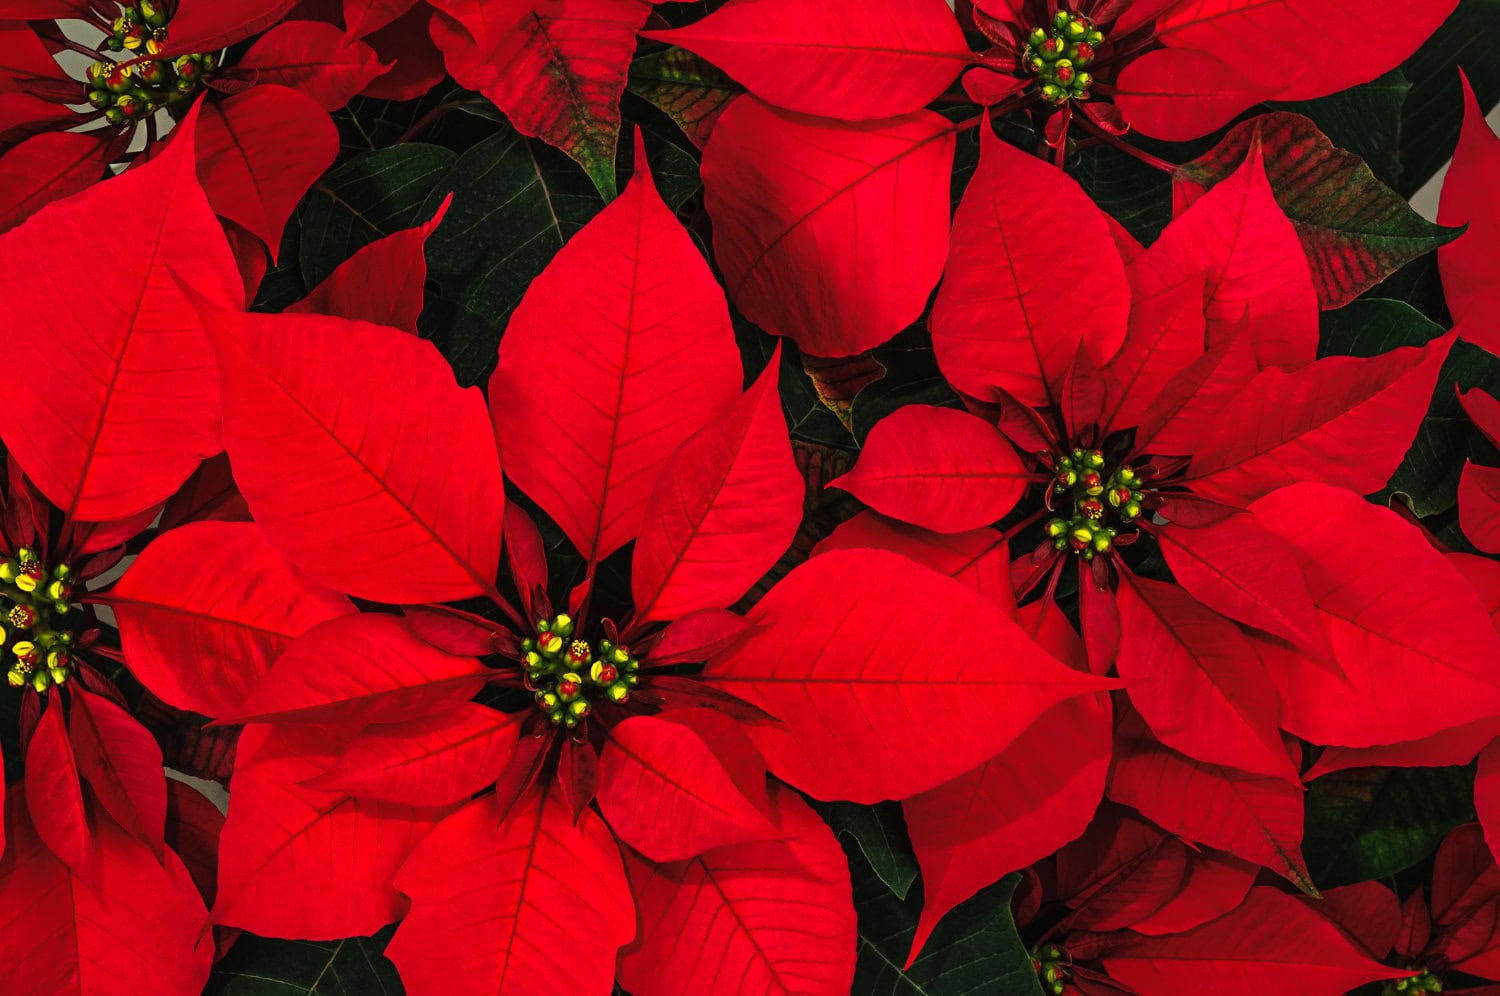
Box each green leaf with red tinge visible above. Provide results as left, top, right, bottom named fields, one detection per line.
left=1174, top=113, right=1464, bottom=309
left=627, top=47, right=743, bottom=150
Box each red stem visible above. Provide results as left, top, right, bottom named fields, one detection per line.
left=1072, top=112, right=1176, bottom=173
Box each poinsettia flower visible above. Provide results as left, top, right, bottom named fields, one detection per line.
left=1439, top=69, right=1500, bottom=356
left=828, top=121, right=1498, bottom=948
left=0, top=1, right=389, bottom=246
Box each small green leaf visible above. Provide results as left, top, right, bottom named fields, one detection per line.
left=818, top=800, right=919, bottom=900
left=1176, top=113, right=1464, bottom=309
left=205, top=929, right=403, bottom=995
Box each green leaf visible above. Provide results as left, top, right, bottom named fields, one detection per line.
left=1399, top=0, right=1500, bottom=196
left=1277, top=69, right=1410, bottom=188
left=298, top=144, right=456, bottom=291
left=416, top=129, right=602, bottom=386
left=205, top=930, right=403, bottom=995
left=1302, top=765, right=1476, bottom=888
left=1321, top=299, right=1500, bottom=516
left=817, top=800, right=919, bottom=900
left=851, top=329, right=960, bottom=447
left=1175, top=113, right=1463, bottom=309
left=331, top=90, right=452, bottom=157
left=1071, top=143, right=1173, bottom=246
left=848, top=839, right=1043, bottom=996
left=627, top=47, right=742, bottom=150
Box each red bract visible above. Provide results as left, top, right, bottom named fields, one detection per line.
left=831, top=123, right=1487, bottom=953
left=1440, top=69, right=1500, bottom=355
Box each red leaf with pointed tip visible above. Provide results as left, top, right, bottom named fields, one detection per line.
left=1440, top=71, right=1500, bottom=344
left=68, top=689, right=167, bottom=854
left=1101, top=887, right=1399, bottom=994
left=645, top=0, right=969, bottom=120
left=199, top=302, right=505, bottom=604
left=1114, top=48, right=1271, bottom=142
left=1135, top=329, right=1259, bottom=457
left=302, top=704, right=520, bottom=807
left=491, top=137, right=740, bottom=567
left=431, top=0, right=650, bottom=197
left=631, top=357, right=801, bottom=625
left=1115, top=574, right=1299, bottom=783
left=0, top=793, right=212, bottom=994
left=644, top=609, right=753, bottom=665
left=1462, top=461, right=1500, bottom=554
left=618, top=784, right=855, bottom=996
left=1186, top=333, right=1453, bottom=505
left=1250, top=484, right=1500, bottom=746
left=165, top=778, right=225, bottom=906
left=222, top=614, right=490, bottom=726
left=830, top=405, right=1028, bottom=534
left=1312, top=881, right=1401, bottom=959
left=237, top=21, right=389, bottom=110
left=1302, top=719, right=1500, bottom=781
left=0, top=132, right=104, bottom=234
left=289, top=195, right=449, bottom=332
left=1129, top=850, right=1258, bottom=936
left=197, top=85, right=338, bottom=261
left=1109, top=715, right=1314, bottom=892
left=157, top=453, right=249, bottom=530
left=705, top=548, right=1113, bottom=802
left=1055, top=805, right=1186, bottom=929
left=345, top=0, right=419, bottom=37
left=388, top=790, right=634, bottom=994
left=215, top=724, right=448, bottom=939
left=113, top=520, right=355, bottom=717
left=657, top=707, right=771, bottom=816
left=1101, top=269, right=1206, bottom=434
left=597, top=714, right=778, bottom=862
left=1463, top=387, right=1500, bottom=448
left=905, top=694, right=1110, bottom=961
left=815, top=511, right=1015, bottom=613
left=162, top=0, right=300, bottom=53
left=703, top=96, right=954, bottom=357
left=932, top=123, right=1129, bottom=405
left=0, top=102, right=238, bottom=524
left=1133, top=149, right=1318, bottom=370
left=25, top=701, right=90, bottom=873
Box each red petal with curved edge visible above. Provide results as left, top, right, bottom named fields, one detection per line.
left=1101, top=269, right=1206, bottom=434
left=705, top=548, right=1113, bottom=802
left=1110, top=711, right=1313, bottom=892
left=165, top=779, right=225, bottom=906
left=1303, top=719, right=1500, bottom=781
left=0, top=102, right=238, bottom=524
left=1135, top=330, right=1259, bottom=457
left=1101, top=887, right=1399, bottom=994
left=346, top=0, right=419, bottom=37
left=1133, top=148, right=1318, bottom=371
left=618, top=784, right=855, bottom=996
left=1156, top=0, right=1458, bottom=102
left=1462, top=387, right=1500, bottom=447
left=1250, top=483, right=1500, bottom=746
left=932, top=122, right=1129, bottom=405
left=362, top=7, right=446, bottom=101
left=814, top=511, right=1015, bottom=614
left=631, top=356, right=801, bottom=625
left=703, top=97, right=955, bottom=357
left=161, top=0, right=300, bottom=53
left=829, top=405, right=1029, bottom=534
left=431, top=0, right=650, bottom=196
left=237, top=21, right=390, bottom=110
left=1115, top=574, right=1299, bottom=783
left=1462, top=461, right=1500, bottom=554
left=113, top=521, right=355, bottom=718
left=289, top=196, right=450, bottom=332
left=1055, top=804, right=1187, bottom=931
left=491, top=136, right=740, bottom=567
left=388, top=790, right=634, bottom=995
left=1311, top=881, right=1402, bottom=960
left=645, top=0, right=969, bottom=120
left=25, top=701, right=89, bottom=873
left=1115, top=47, right=1273, bottom=142
left=0, top=794, right=212, bottom=994
left=68, top=689, right=167, bottom=854
left=215, top=724, right=448, bottom=939
left=199, top=303, right=505, bottom=605
left=197, top=86, right=338, bottom=262
left=1440, top=71, right=1500, bottom=344
left=1186, top=333, right=1453, bottom=505
left=1130, top=850, right=1258, bottom=936
left=0, top=132, right=105, bottom=235
left=905, top=694, right=1110, bottom=962
left=597, top=714, right=779, bottom=862
left=1154, top=517, right=1326, bottom=657
left=221, top=614, right=490, bottom=726
left=301, top=703, right=519, bottom=807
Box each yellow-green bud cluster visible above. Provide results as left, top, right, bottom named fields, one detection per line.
left=521, top=614, right=640, bottom=727
left=1031, top=945, right=1069, bottom=996
left=84, top=3, right=216, bottom=125
left=1024, top=11, right=1104, bottom=104
left=1045, top=450, right=1147, bottom=560
left=0, top=550, right=76, bottom=692
left=1387, top=970, right=1444, bottom=994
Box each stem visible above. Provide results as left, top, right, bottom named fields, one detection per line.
left=396, top=103, right=456, bottom=145
left=1003, top=507, right=1049, bottom=541
left=1073, top=112, right=1176, bottom=173
left=487, top=586, right=527, bottom=632
left=1030, top=556, right=1067, bottom=640
left=949, top=113, right=986, bottom=134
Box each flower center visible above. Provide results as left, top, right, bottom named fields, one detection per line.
left=1385, top=969, right=1444, bottom=995
left=1023, top=10, right=1104, bottom=104
left=84, top=2, right=217, bottom=126
left=1042, top=448, right=1145, bottom=559
left=522, top=614, right=641, bottom=727
left=1, top=549, right=77, bottom=692
left=1032, top=944, right=1070, bottom=995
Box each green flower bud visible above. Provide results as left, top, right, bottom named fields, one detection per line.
left=569, top=699, right=590, bottom=718
left=607, top=683, right=630, bottom=703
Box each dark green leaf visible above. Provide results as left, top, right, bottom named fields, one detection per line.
left=1072, top=143, right=1173, bottom=245
left=332, top=90, right=452, bottom=157
left=1278, top=69, right=1410, bottom=188
left=818, top=801, right=919, bottom=900
left=1303, top=765, right=1475, bottom=887
left=206, top=929, right=403, bottom=995
left=1399, top=0, right=1500, bottom=196
left=1176, top=113, right=1462, bottom=308
left=627, top=47, right=742, bottom=150
left=1322, top=299, right=1500, bottom=516
left=851, top=330, right=960, bottom=447
left=299, top=144, right=456, bottom=291
left=849, top=839, right=1043, bottom=996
